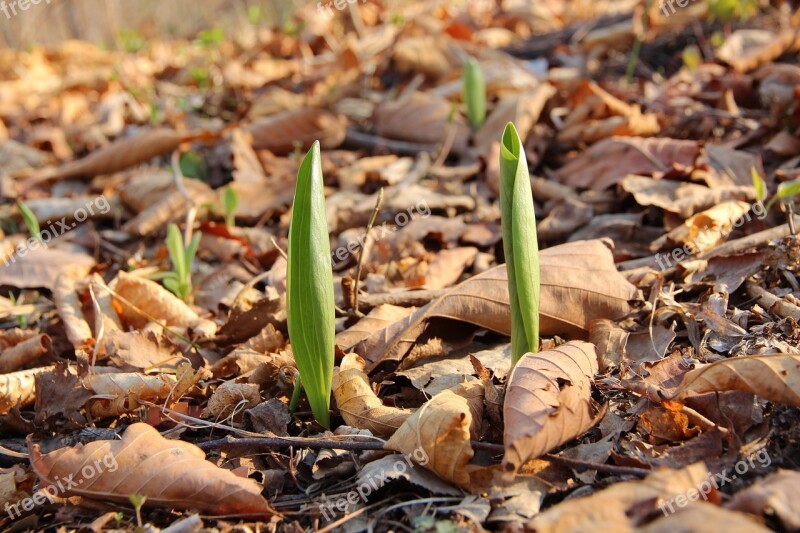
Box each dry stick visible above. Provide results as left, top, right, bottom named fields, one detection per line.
left=745, top=282, right=800, bottom=321
left=617, top=216, right=800, bottom=271
left=196, top=436, right=650, bottom=477
left=344, top=129, right=436, bottom=156
left=357, top=289, right=447, bottom=312
left=352, top=188, right=384, bottom=317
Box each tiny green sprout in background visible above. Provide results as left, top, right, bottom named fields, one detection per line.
left=179, top=150, right=209, bottom=181
left=463, top=57, right=486, bottom=131
left=161, top=223, right=201, bottom=302
left=708, top=0, right=758, bottom=23
left=222, top=185, right=239, bottom=228
left=128, top=494, right=147, bottom=529
left=499, top=122, right=541, bottom=366
left=16, top=200, right=41, bottom=243
left=682, top=45, right=702, bottom=71
left=8, top=292, right=27, bottom=329
left=752, top=167, right=767, bottom=203
left=287, top=141, right=335, bottom=428
left=195, top=27, right=224, bottom=48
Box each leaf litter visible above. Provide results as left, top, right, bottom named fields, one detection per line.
left=0, top=1, right=799, bottom=531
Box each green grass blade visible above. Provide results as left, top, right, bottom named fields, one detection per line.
left=17, top=201, right=41, bottom=243
left=287, top=141, right=335, bottom=428
left=499, top=123, right=540, bottom=365
left=166, top=224, right=186, bottom=281
left=463, top=57, right=486, bottom=131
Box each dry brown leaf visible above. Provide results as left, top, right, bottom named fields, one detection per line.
left=0, top=366, right=51, bottom=415
left=527, top=462, right=714, bottom=531
left=354, top=240, right=637, bottom=369
left=28, top=422, right=276, bottom=516
left=84, top=372, right=178, bottom=400
left=109, top=271, right=217, bottom=339
left=245, top=108, right=347, bottom=155
left=25, top=128, right=217, bottom=183
left=716, top=29, right=800, bottom=73
left=335, top=304, right=414, bottom=352
left=473, top=85, right=556, bottom=153
left=53, top=265, right=94, bottom=353
left=727, top=469, right=800, bottom=531
left=639, top=503, right=773, bottom=533
left=651, top=201, right=752, bottom=255
left=385, top=389, right=477, bottom=489
left=332, top=353, right=413, bottom=437
left=554, top=137, right=700, bottom=191
left=667, top=354, right=800, bottom=407
left=204, top=382, right=261, bottom=420
left=0, top=332, right=50, bottom=373
left=373, top=91, right=470, bottom=154
left=621, top=175, right=754, bottom=219
left=102, top=330, right=181, bottom=371
left=502, top=341, right=600, bottom=479
left=0, top=247, right=95, bottom=291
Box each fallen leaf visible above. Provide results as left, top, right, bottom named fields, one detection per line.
left=727, top=469, right=800, bottom=531
left=354, top=240, right=637, bottom=369
left=332, top=353, right=413, bottom=437
left=502, top=341, right=600, bottom=479
left=27, top=422, right=276, bottom=516
left=245, top=108, right=347, bottom=155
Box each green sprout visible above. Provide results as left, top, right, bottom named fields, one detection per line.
left=222, top=185, right=239, bottom=228
left=499, top=123, right=540, bottom=366
left=161, top=224, right=201, bottom=302
left=708, top=0, right=758, bottom=23
left=463, top=57, right=486, bottom=131
left=287, top=141, right=335, bottom=428
left=128, top=494, right=146, bottom=529
left=17, top=200, right=41, bottom=243
left=752, top=167, right=767, bottom=203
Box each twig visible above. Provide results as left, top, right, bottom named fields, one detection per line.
left=356, top=289, right=447, bottom=312
left=352, top=188, right=384, bottom=317
left=344, top=129, right=436, bottom=156
left=543, top=453, right=650, bottom=477
left=745, top=282, right=800, bottom=321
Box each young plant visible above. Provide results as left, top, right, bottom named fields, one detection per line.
left=499, top=122, right=540, bottom=366
left=222, top=185, right=239, bottom=228
left=17, top=200, right=41, bottom=243
left=463, top=57, right=486, bottom=131
left=287, top=141, right=335, bottom=428
left=161, top=224, right=201, bottom=302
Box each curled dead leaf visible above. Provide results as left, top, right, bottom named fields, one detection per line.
left=503, top=341, right=600, bottom=480
left=332, top=353, right=413, bottom=437
left=27, top=423, right=276, bottom=516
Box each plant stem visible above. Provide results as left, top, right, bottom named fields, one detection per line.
left=288, top=376, right=303, bottom=415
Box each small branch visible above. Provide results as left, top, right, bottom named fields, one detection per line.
left=543, top=454, right=650, bottom=477
left=357, top=289, right=447, bottom=312
left=352, top=188, right=384, bottom=317
left=344, top=129, right=436, bottom=156
left=745, top=282, right=800, bottom=321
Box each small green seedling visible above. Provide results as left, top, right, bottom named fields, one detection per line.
left=287, top=141, right=335, bottom=428
left=222, top=185, right=239, bottom=228
left=161, top=224, right=201, bottom=302
left=17, top=200, right=41, bottom=243
left=499, top=122, right=541, bottom=366
left=708, top=0, right=758, bottom=23
left=463, top=57, right=486, bottom=131
left=128, top=494, right=146, bottom=529
left=752, top=167, right=767, bottom=204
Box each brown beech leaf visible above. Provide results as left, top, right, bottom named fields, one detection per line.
left=355, top=240, right=637, bottom=370
left=27, top=422, right=276, bottom=516
left=332, top=353, right=413, bottom=437
left=554, top=137, right=700, bottom=191
left=639, top=503, right=773, bottom=533
left=727, top=469, right=800, bottom=531
left=385, top=389, right=477, bottom=489
left=372, top=91, right=470, bottom=154
left=0, top=248, right=95, bottom=291
left=503, top=341, right=600, bottom=479
left=1, top=366, right=52, bottom=415
left=335, top=304, right=414, bottom=352
left=667, top=354, right=800, bottom=407
left=26, top=128, right=217, bottom=183
left=108, top=272, right=217, bottom=339
left=244, top=108, right=347, bottom=155
left=527, top=462, right=715, bottom=531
